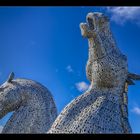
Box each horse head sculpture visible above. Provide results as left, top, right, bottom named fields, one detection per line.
left=0, top=72, right=57, bottom=133
left=80, top=12, right=140, bottom=89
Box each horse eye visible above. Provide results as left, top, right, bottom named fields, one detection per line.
left=0, top=85, right=9, bottom=92
left=0, top=87, right=5, bottom=92
left=0, top=88, right=4, bottom=92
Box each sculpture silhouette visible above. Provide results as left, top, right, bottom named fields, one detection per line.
left=48, top=12, right=140, bottom=133
left=0, top=72, right=57, bottom=133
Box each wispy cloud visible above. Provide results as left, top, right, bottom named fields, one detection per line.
left=131, top=106, right=140, bottom=115
left=66, top=65, right=74, bottom=73
left=0, top=125, right=3, bottom=133
left=106, top=7, right=140, bottom=25
left=75, top=81, right=89, bottom=92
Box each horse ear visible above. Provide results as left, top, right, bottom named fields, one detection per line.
left=7, top=72, right=15, bottom=83
left=128, top=72, right=140, bottom=80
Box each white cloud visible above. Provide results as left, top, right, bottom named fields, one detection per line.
left=66, top=65, right=73, bottom=73
left=107, top=7, right=140, bottom=25
left=0, top=125, right=3, bottom=133
left=131, top=107, right=140, bottom=115
left=75, top=81, right=89, bottom=92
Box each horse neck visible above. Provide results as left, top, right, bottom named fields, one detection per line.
left=20, top=85, right=52, bottom=114
left=2, top=85, right=55, bottom=133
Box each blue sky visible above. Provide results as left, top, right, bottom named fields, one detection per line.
left=0, top=6, right=140, bottom=133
